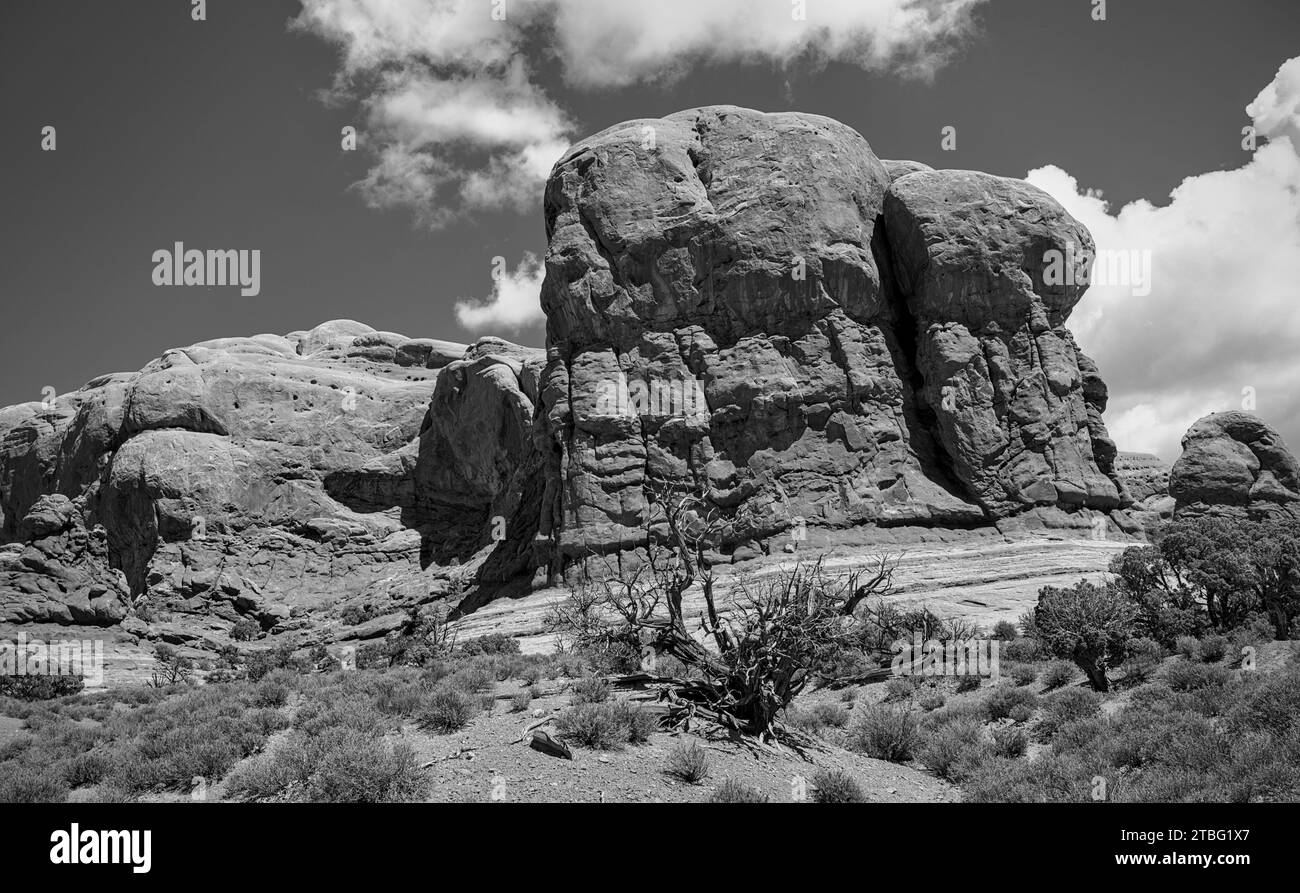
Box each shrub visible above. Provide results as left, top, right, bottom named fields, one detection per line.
left=918, top=690, right=946, bottom=711
left=1041, top=661, right=1078, bottom=691
left=459, top=634, right=521, bottom=657
left=62, top=751, right=114, bottom=788
left=618, top=702, right=658, bottom=744
left=1121, top=637, right=1165, bottom=683
left=710, top=778, right=770, bottom=803
left=304, top=730, right=429, bottom=803
left=992, top=620, right=1020, bottom=641
left=510, top=690, right=532, bottom=713
left=0, top=765, right=69, bottom=802
left=1165, top=661, right=1229, bottom=692
left=448, top=661, right=495, bottom=694
left=984, top=684, right=1038, bottom=721
left=1008, top=663, right=1038, bottom=687
left=992, top=724, right=1029, bottom=758
left=1008, top=703, right=1036, bottom=723
left=785, top=702, right=849, bottom=734
left=811, top=768, right=868, bottom=802
left=1175, top=635, right=1201, bottom=660
left=571, top=675, right=611, bottom=704
left=956, top=674, right=982, bottom=693
left=555, top=703, right=630, bottom=750
left=1001, top=638, right=1044, bottom=663
left=0, top=674, right=85, bottom=701
left=884, top=676, right=918, bottom=702
left=849, top=706, right=919, bottom=762
left=1227, top=668, right=1300, bottom=736
left=1199, top=634, right=1229, bottom=663
left=230, top=618, right=261, bottom=641
left=665, top=740, right=709, bottom=784
left=918, top=717, right=991, bottom=781
left=228, top=727, right=429, bottom=803
left=1037, top=688, right=1102, bottom=739
left=419, top=687, right=479, bottom=733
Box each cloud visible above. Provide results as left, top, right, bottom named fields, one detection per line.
left=293, top=0, right=987, bottom=228
left=1027, top=56, right=1300, bottom=464
left=455, top=253, right=547, bottom=332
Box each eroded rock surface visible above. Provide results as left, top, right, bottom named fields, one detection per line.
left=0, top=320, right=543, bottom=642
left=1170, top=411, right=1300, bottom=516
left=535, top=106, right=1123, bottom=563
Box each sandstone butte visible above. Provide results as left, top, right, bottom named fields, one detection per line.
left=2, top=107, right=1297, bottom=683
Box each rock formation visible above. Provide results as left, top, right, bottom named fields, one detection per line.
left=0, top=320, right=542, bottom=640
left=1170, top=411, right=1300, bottom=516
left=534, top=106, right=1125, bottom=563
left=1, top=105, right=1148, bottom=659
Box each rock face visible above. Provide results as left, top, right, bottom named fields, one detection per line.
left=0, top=320, right=544, bottom=638
left=1170, top=411, right=1300, bottom=515
left=535, top=106, right=1123, bottom=562
left=1, top=106, right=1140, bottom=656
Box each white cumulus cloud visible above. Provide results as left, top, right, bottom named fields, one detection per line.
left=455, top=253, right=547, bottom=332
left=293, top=0, right=987, bottom=234
left=1028, top=56, right=1300, bottom=464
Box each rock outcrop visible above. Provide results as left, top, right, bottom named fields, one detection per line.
left=1170, top=411, right=1300, bottom=516
left=1, top=106, right=1143, bottom=658
left=534, top=106, right=1123, bottom=563
left=0, top=320, right=543, bottom=638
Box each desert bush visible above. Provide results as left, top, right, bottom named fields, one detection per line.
left=983, top=684, right=1038, bottom=721
left=1227, top=667, right=1300, bottom=736
left=1165, top=661, right=1229, bottom=692
left=0, top=674, right=85, bottom=701
left=1008, top=663, right=1038, bottom=687
left=510, top=690, right=532, bottom=713
left=1040, top=660, right=1078, bottom=691
left=419, top=687, right=479, bottom=733
left=992, top=724, right=1029, bottom=758
left=849, top=705, right=919, bottom=762
left=1121, top=637, right=1165, bottom=683
left=555, top=703, right=629, bottom=750
left=459, top=634, right=520, bottom=657
left=884, top=675, right=918, bottom=702
left=230, top=618, right=261, bottom=641
left=710, top=778, right=770, bottom=803
left=917, top=690, right=946, bottom=711
left=0, top=765, right=69, bottom=802
left=918, top=717, right=991, bottom=781
left=1175, top=635, right=1201, bottom=660
left=665, top=740, right=709, bottom=784
left=992, top=620, right=1020, bottom=641
left=1199, top=634, right=1229, bottom=663
left=61, top=750, right=114, bottom=788
left=1001, top=638, right=1045, bottom=663
left=811, top=768, right=867, bottom=803
left=571, top=675, right=611, bottom=704
left=228, top=726, right=428, bottom=803
left=1037, top=687, right=1102, bottom=739
left=785, top=702, right=849, bottom=735
left=955, top=674, right=982, bottom=693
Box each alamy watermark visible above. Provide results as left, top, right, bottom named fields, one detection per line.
left=594, top=372, right=709, bottom=418
left=152, top=242, right=261, bottom=297
left=0, top=632, right=104, bottom=686
left=1043, top=240, right=1152, bottom=298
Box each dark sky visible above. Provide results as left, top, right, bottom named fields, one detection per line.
left=1, top=0, right=1296, bottom=415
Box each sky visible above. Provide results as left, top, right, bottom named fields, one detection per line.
left=1, top=0, right=1297, bottom=463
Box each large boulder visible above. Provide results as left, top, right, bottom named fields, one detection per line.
left=536, top=106, right=1121, bottom=561
left=1170, top=411, right=1300, bottom=515
left=884, top=169, right=1121, bottom=514
left=0, top=321, right=507, bottom=638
